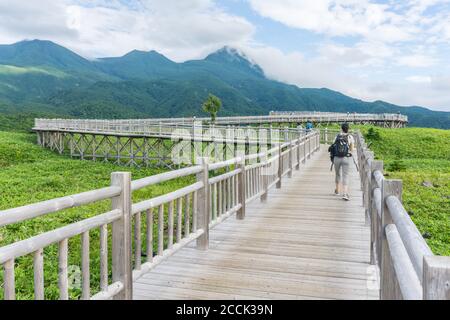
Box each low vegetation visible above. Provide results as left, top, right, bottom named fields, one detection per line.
left=361, top=127, right=450, bottom=256
left=0, top=131, right=194, bottom=299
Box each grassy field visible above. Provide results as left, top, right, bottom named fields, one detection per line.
left=0, top=131, right=195, bottom=299
left=361, top=127, right=450, bottom=256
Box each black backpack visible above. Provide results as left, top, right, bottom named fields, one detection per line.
left=328, top=134, right=350, bottom=160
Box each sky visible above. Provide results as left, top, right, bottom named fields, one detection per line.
left=0, top=0, right=449, bottom=111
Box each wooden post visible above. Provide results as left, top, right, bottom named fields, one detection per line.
left=307, top=135, right=311, bottom=159
left=302, top=137, right=306, bottom=164
left=3, top=259, right=15, bottom=300
left=276, top=144, right=282, bottom=188
left=370, top=160, right=383, bottom=265
left=288, top=141, right=293, bottom=178
left=325, top=128, right=328, bottom=144
left=423, top=256, right=450, bottom=300
left=196, top=157, right=210, bottom=250
left=260, top=153, right=268, bottom=202
left=111, top=172, right=133, bottom=300
left=364, top=151, right=374, bottom=212
left=296, top=138, right=301, bottom=170
left=237, top=156, right=246, bottom=220
left=380, top=179, right=402, bottom=300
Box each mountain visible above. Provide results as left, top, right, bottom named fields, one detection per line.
left=0, top=40, right=94, bottom=71
left=94, top=50, right=180, bottom=80
left=0, top=40, right=449, bottom=129
left=0, top=40, right=113, bottom=103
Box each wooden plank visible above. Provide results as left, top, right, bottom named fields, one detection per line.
left=33, top=249, right=44, bottom=300
left=146, top=208, right=153, bottom=263
left=167, top=201, right=174, bottom=249
left=58, top=239, right=69, bottom=300
left=137, top=269, right=377, bottom=300
left=3, top=259, right=15, bottom=300
left=176, top=198, right=182, bottom=243
left=132, top=148, right=378, bottom=300
left=99, top=224, right=108, bottom=291
left=134, top=212, right=142, bottom=269
left=81, top=231, right=90, bottom=300
left=184, top=194, right=190, bottom=236
left=158, top=204, right=164, bottom=256
left=423, top=256, right=450, bottom=300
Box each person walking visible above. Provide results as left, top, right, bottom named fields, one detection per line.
left=331, top=123, right=355, bottom=201
left=305, top=120, right=313, bottom=133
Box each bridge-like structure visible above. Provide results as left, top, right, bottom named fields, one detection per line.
left=1, top=113, right=449, bottom=301
left=32, top=112, right=407, bottom=169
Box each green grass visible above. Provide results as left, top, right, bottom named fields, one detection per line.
left=361, top=127, right=450, bottom=256
left=0, top=131, right=194, bottom=299
left=0, top=65, right=67, bottom=78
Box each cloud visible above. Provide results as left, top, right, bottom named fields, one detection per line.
left=397, top=54, right=437, bottom=67
left=247, top=0, right=450, bottom=44
left=241, top=44, right=450, bottom=111
left=0, top=0, right=255, bottom=61
left=406, top=75, right=432, bottom=83
left=0, top=0, right=78, bottom=44
left=247, top=0, right=415, bottom=43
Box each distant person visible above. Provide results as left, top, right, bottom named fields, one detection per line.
left=305, top=120, right=313, bottom=132
left=328, top=123, right=355, bottom=201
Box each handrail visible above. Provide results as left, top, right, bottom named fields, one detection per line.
left=0, top=209, right=121, bottom=265
left=131, top=166, right=202, bottom=191
left=33, top=111, right=408, bottom=132
left=386, top=195, right=433, bottom=278
left=0, top=186, right=121, bottom=227
left=385, top=224, right=422, bottom=300
left=132, top=182, right=204, bottom=214
left=355, top=130, right=449, bottom=300
left=0, top=128, right=322, bottom=300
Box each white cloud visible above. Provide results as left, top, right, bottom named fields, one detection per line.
left=406, top=75, right=432, bottom=83
left=247, top=0, right=450, bottom=44
left=0, top=0, right=78, bottom=44
left=397, top=54, right=437, bottom=67
left=241, top=44, right=450, bottom=111
left=0, top=0, right=255, bottom=61
left=247, top=0, right=417, bottom=43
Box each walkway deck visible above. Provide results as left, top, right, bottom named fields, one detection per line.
left=133, top=148, right=380, bottom=300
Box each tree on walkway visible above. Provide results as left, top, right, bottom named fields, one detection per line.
left=202, top=94, right=222, bottom=123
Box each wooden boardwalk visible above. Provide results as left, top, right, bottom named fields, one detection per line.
left=133, top=148, right=380, bottom=300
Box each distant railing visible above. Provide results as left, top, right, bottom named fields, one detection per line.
left=33, top=111, right=408, bottom=134
left=0, top=129, right=321, bottom=300
left=270, top=111, right=408, bottom=123
left=354, top=132, right=450, bottom=300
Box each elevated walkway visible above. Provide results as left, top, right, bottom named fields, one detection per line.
left=133, top=148, right=379, bottom=300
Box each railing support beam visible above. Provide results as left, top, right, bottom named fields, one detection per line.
left=111, top=172, right=133, bottom=300
left=237, top=157, right=246, bottom=220
left=423, top=256, right=450, bottom=300
left=380, top=179, right=402, bottom=300
left=196, top=157, right=210, bottom=250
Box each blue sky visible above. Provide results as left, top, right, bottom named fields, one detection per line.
left=0, top=0, right=449, bottom=111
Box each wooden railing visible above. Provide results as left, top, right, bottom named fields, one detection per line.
left=33, top=111, right=407, bottom=134
left=0, top=130, right=320, bottom=300
left=355, top=132, right=450, bottom=300
left=270, top=111, right=408, bottom=123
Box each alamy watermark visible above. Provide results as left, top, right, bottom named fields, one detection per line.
left=169, top=122, right=299, bottom=175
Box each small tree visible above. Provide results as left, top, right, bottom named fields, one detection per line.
left=202, top=94, right=222, bottom=123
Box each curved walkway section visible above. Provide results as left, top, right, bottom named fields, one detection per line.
left=133, top=148, right=379, bottom=300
